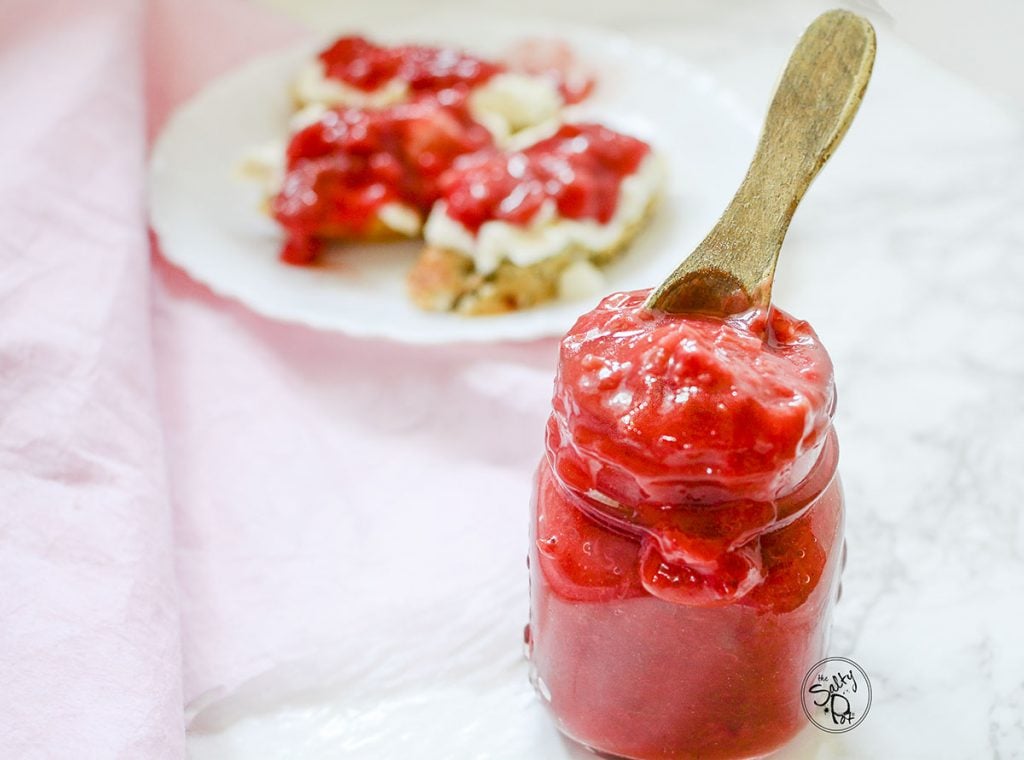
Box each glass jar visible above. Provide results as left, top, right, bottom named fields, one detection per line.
left=526, top=292, right=844, bottom=760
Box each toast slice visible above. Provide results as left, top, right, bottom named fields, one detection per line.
left=407, top=122, right=661, bottom=315
left=407, top=195, right=657, bottom=315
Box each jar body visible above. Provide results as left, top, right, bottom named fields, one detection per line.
left=527, top=437, right=845, bottom=760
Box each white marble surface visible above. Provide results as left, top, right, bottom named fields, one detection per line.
left=190, top=2, right=1024, bottom=757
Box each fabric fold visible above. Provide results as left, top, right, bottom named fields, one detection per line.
left=0, top=1, right=185, bottom=757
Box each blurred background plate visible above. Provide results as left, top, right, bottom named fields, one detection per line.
left=148, top=22, right=755, bottom=344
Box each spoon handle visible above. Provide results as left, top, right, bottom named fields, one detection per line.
left=646, top=10, right=876, bottom=314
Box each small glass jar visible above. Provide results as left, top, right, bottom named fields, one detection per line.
left=526, top=292, right=845, bottom=760
left=528, top=434, right=842, bottom=759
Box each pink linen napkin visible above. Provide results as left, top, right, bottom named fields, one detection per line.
left=0, top=1, right=183, bottom=756
left=2, top=0, right=558, bottom=755
left=0, top=0, right=311, bottom=754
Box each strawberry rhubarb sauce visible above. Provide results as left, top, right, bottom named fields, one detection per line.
left=318, top=35, right=503, bottom=95
left=528, top=290, right=845, bottom=760
left=272, top=36, right=604, bottom=264
left=272, top=101, right=493, bottom=264
left=438, top=123, right=650, bottom=233
left=318, top=35, right=594, bottom=104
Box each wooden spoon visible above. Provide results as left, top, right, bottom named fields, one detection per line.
left=645, top=9, right=876, bottom=315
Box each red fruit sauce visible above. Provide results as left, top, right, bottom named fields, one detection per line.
left=272, top=102, right=492, bottom=264
left=528, top=290, right=844, bottom=759
left=275, top=36, right=609, bottom=264
left=318, top=36, right=502, bottom=95
left=439, top=123, right=650, bottom=233
left=319, top=35, right=595, bottom=103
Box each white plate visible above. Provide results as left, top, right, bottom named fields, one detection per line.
left=149, top=24, right=754, bottom=344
